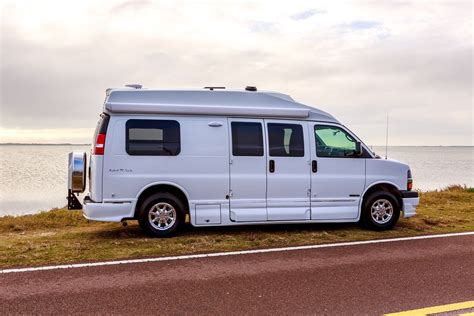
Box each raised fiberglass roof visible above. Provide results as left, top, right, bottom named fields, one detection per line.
left=103, top=88, right=338, bottom=123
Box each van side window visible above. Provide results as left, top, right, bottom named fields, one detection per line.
left=268, top=123, right=304, bottom=157
left=315, top=125, right=358, bottom=158
left=231, top=122, right=264, bottom=156
left=126, top=120, right=180, bottom=156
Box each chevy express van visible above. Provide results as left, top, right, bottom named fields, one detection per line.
left=67, top=86, right=419, bottom=237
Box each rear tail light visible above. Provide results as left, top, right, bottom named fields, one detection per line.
left=407, top=169, right=413, bottom=191
left=94, top=133, right=106, bottom=155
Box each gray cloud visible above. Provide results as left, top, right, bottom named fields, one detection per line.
left=249, top=21, right=276, bottom=33
left=345, top=20, right=382, bottom=30
left=0, top=1, right=472, bottom=145
left=290, top=9, right=325, bottom=20
left=110, top=0, right=152, bottom=13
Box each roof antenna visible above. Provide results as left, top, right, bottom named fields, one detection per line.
left=385, top=114, right=389, bottom=159
left=204, top=86, right=225, bottom=91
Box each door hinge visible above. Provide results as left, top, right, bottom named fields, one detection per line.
left=226, top=190, right=233, bottom=199
left=229, top=159, right=234, bottom=165
left=307, top=189, right=311, bottom=197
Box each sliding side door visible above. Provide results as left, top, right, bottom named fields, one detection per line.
left=228, top=118, right=267, bottom=222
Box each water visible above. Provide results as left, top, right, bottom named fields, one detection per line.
left=0, top=145, right=90, bottom=216
left=372, top=146, right=473, bottom=190
left=0, top=145, right=472, bottom=217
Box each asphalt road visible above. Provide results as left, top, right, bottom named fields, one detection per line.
left=1, top=234, right=473, bottom=315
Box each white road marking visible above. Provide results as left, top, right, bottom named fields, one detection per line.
left=1, top=231, right=473, bottom=274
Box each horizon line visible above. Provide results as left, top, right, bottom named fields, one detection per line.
left=0, top=143, right=472, bottom=147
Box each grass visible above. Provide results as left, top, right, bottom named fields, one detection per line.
left=0, top=185, right=472, bottom=269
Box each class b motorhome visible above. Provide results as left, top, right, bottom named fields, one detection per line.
left=68, top=86, right=419, bottom=237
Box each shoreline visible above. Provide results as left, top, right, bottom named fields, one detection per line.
left=2, top=143, right=473, bottom=147
left=1, top=185, right=472, bottom=218
left=0, top=143, right=91, bottom=146
left=0, top=186, right=472, bottom=269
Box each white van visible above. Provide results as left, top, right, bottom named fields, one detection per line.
left=68, top=86, right=419, bottom=237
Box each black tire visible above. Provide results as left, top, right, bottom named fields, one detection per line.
left=138, top=192, right=185, bottom=237
left=361, top=191, right=400, bottom=231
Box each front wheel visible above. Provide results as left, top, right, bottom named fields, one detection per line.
left=138, top=192, right=185, bottom=237
left=361, top=191, right=400, bottom=231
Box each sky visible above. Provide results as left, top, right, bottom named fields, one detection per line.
left=0, top=0, right=472, bottom=145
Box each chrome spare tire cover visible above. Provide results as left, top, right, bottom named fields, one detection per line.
left=68, top=151, right=87, bottom=193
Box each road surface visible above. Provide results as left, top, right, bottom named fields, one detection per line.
left=1, top=234, right=473, bottom=315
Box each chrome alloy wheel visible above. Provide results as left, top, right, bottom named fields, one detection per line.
left=148, top=202, right=177, bottom=231
left=370, top=198, right=394, bottom=224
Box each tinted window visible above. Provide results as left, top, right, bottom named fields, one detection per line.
left=268, top=123, right=304, bottom=157
left=231, top=122, right=264, bottom=156
left=315, top=125, right=357, bottom=158
left=126, top=120, right=180, bottom=156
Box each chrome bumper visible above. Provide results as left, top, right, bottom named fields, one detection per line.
left=402, top=197, right=419, bottom=218
left=83, top=199, right=134, bottom=222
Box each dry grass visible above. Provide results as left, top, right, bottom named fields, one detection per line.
left=0, top=185, right=472, bottom=269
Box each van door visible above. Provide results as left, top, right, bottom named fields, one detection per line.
left=309, top=123, right=366, bottom=220
left=228, top=118, right=267, bottom=222
left=265, top=120, right=311, bottom=220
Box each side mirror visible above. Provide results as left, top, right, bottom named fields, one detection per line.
left=355, top=141, right=363, bottom=157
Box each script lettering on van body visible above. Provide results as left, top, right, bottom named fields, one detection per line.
left=109, top=168, right=133, bottom=173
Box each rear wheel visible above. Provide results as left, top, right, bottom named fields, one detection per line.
left=361, top=191, right=400, bottom=230
left=138, top=192, right=185, bottom=237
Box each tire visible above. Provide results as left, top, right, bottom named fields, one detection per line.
left=361, top=191, right=400, bottom=231
left=138, top=192, right=185, bottom=237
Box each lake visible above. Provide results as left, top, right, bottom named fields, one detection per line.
left=0, top=145, right=472, bottom=216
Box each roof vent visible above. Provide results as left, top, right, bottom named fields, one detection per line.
left=245, top=86, right=257, bottom=92
left=125, top=84, right=142, bottom=89
left=204, top=86, right=225, bottom=91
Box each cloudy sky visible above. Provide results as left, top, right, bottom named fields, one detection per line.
left=0, top=0, right=472, bottom=145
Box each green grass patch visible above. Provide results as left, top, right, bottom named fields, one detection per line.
left=0, top=186, right=473, bottom=269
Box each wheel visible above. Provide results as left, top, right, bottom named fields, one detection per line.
left=138, top=192, right=185, bottom=237
left=361, top=191, right=400, bottom=231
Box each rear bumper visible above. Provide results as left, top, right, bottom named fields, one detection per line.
left=400, top=191, right=419, bottom=218
left=83, top=199, right=134, bottom=222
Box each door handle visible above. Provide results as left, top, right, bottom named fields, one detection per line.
left=208, top=122, right=222, bottom=127
left=269, top=160, right=275, bottom=173
left=312, top=160, right=317, bottom=173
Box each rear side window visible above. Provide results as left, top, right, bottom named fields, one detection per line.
left=231, top=122, right=264, bottom=156
left=126, top=120, right=180, bottom=156
left=268, top=123, right=304, bottom=157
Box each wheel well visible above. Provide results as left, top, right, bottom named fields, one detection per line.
left=362, top=183, right=403, bottom=209
left=134, top=184, right=190, bottom=218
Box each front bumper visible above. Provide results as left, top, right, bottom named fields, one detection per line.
left=400, top=190, right=419, bottom=218
left=83, top=199, right=134, bottom=222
